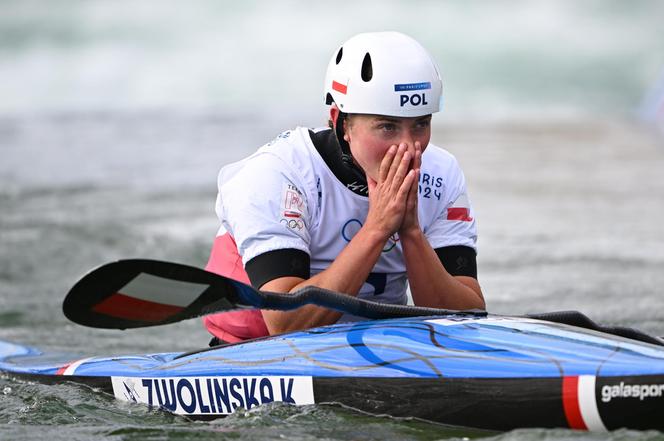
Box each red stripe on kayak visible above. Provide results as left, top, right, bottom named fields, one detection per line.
left=332, top=81, right=347, bottom=94
left=92, top=292, right=184, bottom=322
left=55, top=363, right=71, bottom=375
left=562, top=376, right=587, bottom=430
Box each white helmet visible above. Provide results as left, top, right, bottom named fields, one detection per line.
left=324, top=31, right=443, bottom=117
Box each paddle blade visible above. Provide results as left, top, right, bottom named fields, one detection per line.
left=63, top=259, right=253, bottom=329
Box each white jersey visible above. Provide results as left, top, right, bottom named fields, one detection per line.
left=215, top=127, right=477, bottom=321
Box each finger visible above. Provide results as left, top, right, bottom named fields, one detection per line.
left=407, top=168, right=420, bottom=207
left=396, top=169, right=417, bottom=202
left=391, top=147, right=414, bottom=192
left=406, top=142, right=417, bottom=167
left=378, top=145, right=397, bottom=183
left=386, top=143, right=407, bottom=184
left=414, top=142, right=422, bottom=171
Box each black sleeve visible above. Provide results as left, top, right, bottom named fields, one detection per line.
left=245, top=249, right=310, bottom=289
left=434, top=245, right=478, bottom=278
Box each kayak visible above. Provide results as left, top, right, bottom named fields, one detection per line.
left=3, top=259, right=663, bottom=432
left=3, top=313, right=664, bottom=432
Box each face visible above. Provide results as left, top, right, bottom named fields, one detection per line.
left=342, top=113, right=432, bottom=181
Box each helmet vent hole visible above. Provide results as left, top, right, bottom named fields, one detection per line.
left=361, top=53, right=373, bottom=82
left=335, top=47, right=343, bottom=64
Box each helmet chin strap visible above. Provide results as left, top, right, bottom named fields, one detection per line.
left=334, top=111, right=368, bottom=186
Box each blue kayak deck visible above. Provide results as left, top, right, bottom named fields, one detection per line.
left=3, top=315, right=664, bottom=379
left=3, top=315, right=664, bottom=432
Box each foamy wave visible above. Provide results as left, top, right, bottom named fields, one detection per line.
left=1, top=0, right=663, bottom=118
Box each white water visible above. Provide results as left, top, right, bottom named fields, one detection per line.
left=1, top=0, right=663, bottom=120
left=2, top=1, right=664, bottom=440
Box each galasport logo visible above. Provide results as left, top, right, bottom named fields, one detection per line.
left=601, top=382, right=664, bottom=403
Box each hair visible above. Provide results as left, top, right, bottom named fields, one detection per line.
left=328, top=113, right=356, bottom=130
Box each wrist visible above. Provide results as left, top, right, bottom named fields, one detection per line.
left=357, top=223, right=391, bottom=248
left=362, top=217, right=395, bottom=243
left=398, top=226, right=424, bottom=243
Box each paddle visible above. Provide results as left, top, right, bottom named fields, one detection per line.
left=63, top=259, right=486, bottom=329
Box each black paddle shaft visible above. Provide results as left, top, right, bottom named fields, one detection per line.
left=63, top=259, right=486, bottom=329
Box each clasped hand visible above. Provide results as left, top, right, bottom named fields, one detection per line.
left=365, top=142, right=422, bottom=240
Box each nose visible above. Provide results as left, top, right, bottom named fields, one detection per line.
left=397, top=129, right=423, bottom=155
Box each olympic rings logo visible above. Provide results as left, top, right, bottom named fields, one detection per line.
left=281, top=218, right=304, bottom=230
left=341, top=219, right=399, bottom=252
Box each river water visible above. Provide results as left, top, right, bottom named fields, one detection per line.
left=2, top=1, right=664, bottom=440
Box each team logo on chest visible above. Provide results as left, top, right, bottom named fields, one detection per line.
left=280, top=182, right=306, bottom=232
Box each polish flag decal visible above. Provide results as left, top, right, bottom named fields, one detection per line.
left=56, top=357, right=95, bottom=375
left=332, top=80, right=348, bottom=95
left=92, top=273, right=210, bottom=322
left=562, top=375, right=607, bottom=431
left=447, top=193, right=473, bottom=222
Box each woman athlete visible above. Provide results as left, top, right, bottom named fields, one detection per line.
left=203, top=31, right=485, bottom=344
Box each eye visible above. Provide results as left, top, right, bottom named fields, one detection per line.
left=415, top=119, right=431, bottom=129
left=378, top=123, right=397, bottom=132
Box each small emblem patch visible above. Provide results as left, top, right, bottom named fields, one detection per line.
left=280, top=182, right=307, bottom=235
left=394, top=82, right=432, bottom=92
